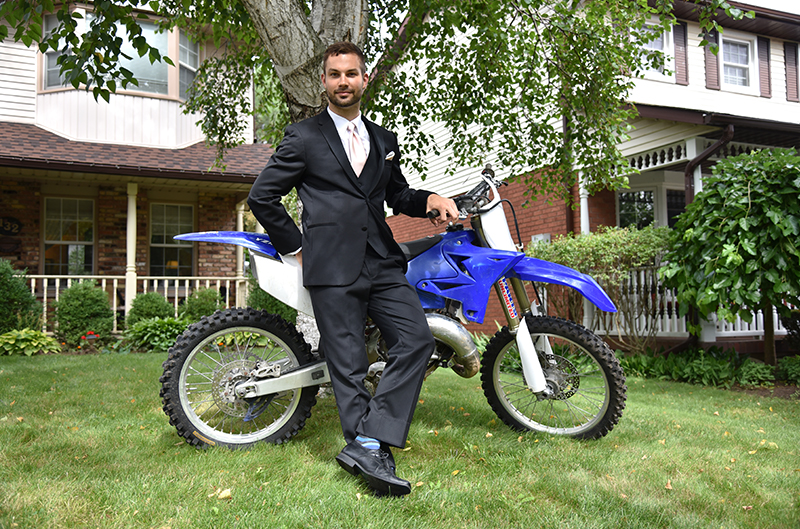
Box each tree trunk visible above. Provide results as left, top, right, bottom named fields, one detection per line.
left=240, top=0, right=368, bottom=123
left=763, top=301, right=776, bottom=366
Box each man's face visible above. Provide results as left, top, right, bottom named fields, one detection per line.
left=322, top=53, right=368, bottom=112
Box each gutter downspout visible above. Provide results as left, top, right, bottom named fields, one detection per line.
left=665, top=124, right=735, bottom=357
left=684, top=124, right=735, bottom=204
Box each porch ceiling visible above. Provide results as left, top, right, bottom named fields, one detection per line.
left=0, top=122, right=272, bottom=189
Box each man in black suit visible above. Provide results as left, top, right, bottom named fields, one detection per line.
left=248, top=41, right=458, bottom=496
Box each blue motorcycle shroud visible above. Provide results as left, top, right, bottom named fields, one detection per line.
left=405, top=230, right=616, bottom=323
left=175, top=230, right=616, bottom=324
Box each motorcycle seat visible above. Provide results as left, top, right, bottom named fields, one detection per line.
left=398, top=234, right=442, bottom=261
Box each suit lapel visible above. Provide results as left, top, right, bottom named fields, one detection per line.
left=317, top=111, right=363, bottom=193
left=361, top=117, right=386, bottom=195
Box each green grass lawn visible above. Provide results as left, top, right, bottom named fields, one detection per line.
left=1, top=353, right=798, bottom=529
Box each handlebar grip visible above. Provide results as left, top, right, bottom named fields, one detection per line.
left=427, top=209, right=440, bottom=220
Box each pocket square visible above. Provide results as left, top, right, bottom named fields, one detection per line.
left=385, top=151, right=395, bottom=161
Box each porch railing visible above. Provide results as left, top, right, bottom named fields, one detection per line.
left=24, top=274, right=248, bottom=334
left=589, top=266, right=789, bottom=341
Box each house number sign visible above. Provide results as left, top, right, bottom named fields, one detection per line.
left=0, top=217, right=22, bottom=236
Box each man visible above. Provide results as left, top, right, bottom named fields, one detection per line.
left=248, top=41, right=458, bottom=496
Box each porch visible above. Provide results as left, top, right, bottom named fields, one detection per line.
left=24, top=273, right=248, bottom=334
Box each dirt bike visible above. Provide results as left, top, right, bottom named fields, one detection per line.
left=160, top=164, right=627, bottom=449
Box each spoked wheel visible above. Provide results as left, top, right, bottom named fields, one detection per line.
left=160, top=308, right=318, bottom=449
left=480, top=315, right=626, bottom=440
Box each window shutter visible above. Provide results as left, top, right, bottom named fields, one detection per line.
left=705, top=30, right=720, bottom=90
left=674, top=22, right=689, bottom=86
left=758, top=37, right=771, bottom=98
left=786, top=42, right=799, bottom=102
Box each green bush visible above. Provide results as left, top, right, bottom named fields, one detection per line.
left=179, top=288, right=224, bottom=322
left=0, top=259, right=41, bottom=334
left=776, top=355, right=800, bottom=385
left=246, top=273, right=297, bottom=323
left=126, top=292, right=174, bottom=327
left=619, top=346, right=743, bottom=388
left=125, top=317, right=188, bottom=353
left=54, top=281, right=114, bottom=348
left=528, top=225, right=671, bottom=354
left=737, top=359, right=775, bottom=388
left=0, top=328, right=61, bottom=356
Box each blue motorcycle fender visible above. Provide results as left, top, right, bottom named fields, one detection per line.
left=174, top=231, right=280, bottom=260
left=508, top=257, right=617, bottom=313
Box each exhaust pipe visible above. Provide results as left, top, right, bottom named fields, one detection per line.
left=426, top=313, right=480, bottom=378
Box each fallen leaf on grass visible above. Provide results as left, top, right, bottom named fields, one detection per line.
left=415, top=481, right=424, bottom=487
left=742, top=505, right=753, bottom=511
left=659, top=439, right=665, bottom=445
left=485, top=433, right=493, bottom=438
left=665, top=480, right=673, bottom=490
left=452, top=470, right=460, bottom=476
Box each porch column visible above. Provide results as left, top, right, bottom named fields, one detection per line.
left=124, top=183, right=138, bottom=315
left=579, top=174, right=590, bottom=235
left=685, top=138, right=704, bottom=195
left=579, top=175, right=592, bottom=328
left=235, top=201, right=248, bottom=306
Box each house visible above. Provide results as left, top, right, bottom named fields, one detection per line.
left=0, top=8, right=272, bottom=332
left=386, top=0, right=800, bottom=354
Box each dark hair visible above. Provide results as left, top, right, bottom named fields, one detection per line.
left=322, top=42, right=366, bottom=74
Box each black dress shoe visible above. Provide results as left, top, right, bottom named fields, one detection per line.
left=335, top=441, right=411, bottom=496
left=380, top=442, right=396, bottom=471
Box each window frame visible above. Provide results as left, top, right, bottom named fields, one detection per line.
left=149, top=203, right=195, bottom=277
left=42, top=197, right=96, bottom=276
left=640, top=21, right=675, bottom=83
left=39, top=11, right=201, bottom=101
left=719, top=30, right=760, bottom=96
left=179, top=32, right=199, bottom=100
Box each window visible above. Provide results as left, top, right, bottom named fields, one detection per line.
left=666, top=189, right=685, bottom=228
left=640, top=22, right=674, bottom=82
left=113, top=18, right=169, bottom=95
left=719, top=34, right=758, bottom=94
left=618, top=190, right=654, bottom=229
left=150, top=204, right=193, bottom=277
left=179, top=33, right=199, bottom=100
left=43, top=14, right=69, bottom=89
left=44, top=198, right=94, bottom=275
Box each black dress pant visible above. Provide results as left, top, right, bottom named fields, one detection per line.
left=308, top=247, right=434, bottom=448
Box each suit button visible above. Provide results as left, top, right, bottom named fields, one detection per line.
left=361, top=226, right=367, bottom=231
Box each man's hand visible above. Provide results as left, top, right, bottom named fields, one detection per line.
left=426, top=194, right=459, bottom=226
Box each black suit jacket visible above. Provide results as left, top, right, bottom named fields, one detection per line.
left=248, top=111, right=432, bottom=287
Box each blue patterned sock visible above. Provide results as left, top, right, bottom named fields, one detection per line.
left=355, top=435, right=380, bottom=450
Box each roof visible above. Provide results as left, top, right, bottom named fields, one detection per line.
left=0, top=122, right=273, bottom=184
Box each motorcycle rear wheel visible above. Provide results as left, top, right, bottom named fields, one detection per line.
left=480, top=315, right=626, bottom=440
left=160, top=308, right=318, bottom=449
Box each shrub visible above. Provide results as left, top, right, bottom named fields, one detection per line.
left=780, top=310, right=800, bottom=352
left=246, top=273, right=297, bottom=323
left=126, top=292, right=174, bottom=327
left=737, top=359, right=775, bottom=388
left=54, top=281, right=114, bottom=348
left=179, top=288, right=224, bottom=322
left=125, top=317, right=188, bottom=353
left=619, top=346, right=742, bottom=388
left=528, top=225, right=671, bottom=354
left=776, top=355, right=800, bottom=385
left=0, top=259, right=41, bottom=334
left=0, top=328, right=61, bottom=356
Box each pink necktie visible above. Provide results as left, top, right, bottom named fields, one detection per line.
left=347, top=122, right=367, bottom=176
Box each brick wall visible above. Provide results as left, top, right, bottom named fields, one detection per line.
left=0, top=176, right=41, bottom=271
left=97, top=185, right=128, bottom=274
left=196, top=192, right=238, bottom=275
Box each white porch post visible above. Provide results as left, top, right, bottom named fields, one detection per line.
left=124, top=183, right=138, bottom=316
left=579, top=175, right=593, bottom=328
left=235, top=201, right=247, bottom=305
left=685, top=138, right=704, bottom=195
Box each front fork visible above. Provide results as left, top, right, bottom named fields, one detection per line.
left=494, top=276, right=553, bottom=396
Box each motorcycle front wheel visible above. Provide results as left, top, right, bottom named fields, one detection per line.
left=480, top=315, right=626, bottom=440
left=160, top=308, right=318, bottom=449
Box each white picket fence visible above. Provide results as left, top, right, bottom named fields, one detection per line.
left=590, top=266, right=789, bottom=340
left=24, top=274, right=248, bottom=334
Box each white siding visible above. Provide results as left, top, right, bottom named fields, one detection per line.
left=618, top=118, right=718, bottom=157
left=36, top=90, right=204, bottom=148
left=630, top=21, right=800, bottom=124
left=0, top=30, right=37, bottom=123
